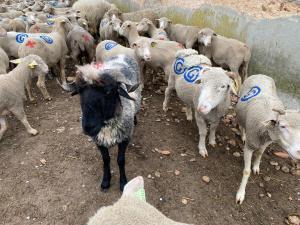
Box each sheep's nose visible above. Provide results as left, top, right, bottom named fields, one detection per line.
left=197, top=105, right=209, bottom=114
left=144, top=55, right=151, bottom=61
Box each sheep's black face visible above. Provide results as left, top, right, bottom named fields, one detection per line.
left=79, top=77, right=121, bottom=138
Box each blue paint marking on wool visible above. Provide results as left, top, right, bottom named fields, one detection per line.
left=39, top=35, right=54, bottom=44
left=173, top=57, right=186, bottom=75
left=105, top=41, right=118, bottom=50
left=16, top=33, right=29, bottom=43
left=183, top=66, right=203, bottom=83
left=240, top=86, right=261, bottom=102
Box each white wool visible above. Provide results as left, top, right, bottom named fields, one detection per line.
left=183, top=54, right=212, bottom=68
left=175, top=48, right=198, bottom=58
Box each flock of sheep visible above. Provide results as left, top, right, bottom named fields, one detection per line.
left=0, top=0, right=299, bottom=224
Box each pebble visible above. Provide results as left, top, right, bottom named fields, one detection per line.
left=259, top=193, right=265, bottom=198
left=147, top=174, right=152, bottom=179
left=281, top=166, right=290, bottom=173
left=202, top=176, right=210, bottom=183
left=291, top=168, right=300, bottom=176
left=154, top=171, right=161, bottom=178
left=155, top=118, right=161, bottom=122
left=181, top=198, right=188, bottom=205
left=174, top=170, right=180, bottom=176
left=267, top=193, right=272, bottom=198
left=263, top=176, right=271, bottom=182
left=233, top=152, right=241, bottom=157
left=259, top=182, right=264, bottom=188
left=190, top=158, right=196, bottom=162
left=270, top=161, right=279, bottom=166
left=286, top=215, right=300, bottom=225
left=275, top=165, right=281, bottom=171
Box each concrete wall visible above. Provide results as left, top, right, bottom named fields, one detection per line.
left=109, top=0, right=300, bottom=108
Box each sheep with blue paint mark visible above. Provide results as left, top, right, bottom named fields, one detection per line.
left=18, top=16, right=73, bottom=101
left=235, top=74, right=300, bottom=204
left=68, top=55, right=141, bottom=191
left=163, top=49, right=240, bottom=158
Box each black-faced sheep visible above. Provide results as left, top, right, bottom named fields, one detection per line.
left=68, top=55, right=141, bottom=191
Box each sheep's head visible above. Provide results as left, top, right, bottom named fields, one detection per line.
left=263, top=109, right=300, bottom=161
left=131, top=39, right=157, bottom=62
left=157, top=17, right=171, bottom=30
left=105, top=6, right=121, bottom=20
left=137, top=18, right=152, bottom=34
left=119, top=21, right=137, bottom=38
left=198, top=28, right=216, bottom=47
left=70, top=64, right=139, bottom=137
left=10, top=54, right=49, bottom=76
left=53, top=16, right=73, bottom=36
left=195, top=68, right=239, bottom=115
left=78, top=18, right=89, bottom=30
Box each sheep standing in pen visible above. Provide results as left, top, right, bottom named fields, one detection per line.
left=99, top=15, right=122, bottom=42
left=72, top=0, right=117, bottom=36
left=137, top=18, right=169, bottom=40
left=158, top=17, right=201, bottom=48
left=235, top=74, right=300, bottom=204
left=87, top=176, right=194, bottom=225
left=68, top=55, right=141, bottom=191
left=197, top=28, right=251, bottom=85
left=67, top=22, right=95, bottom=64
left=18, top=16, right=73, bottom=101
left=163, top=49, right=239, bottom=158
left=0, top=54, right=48, bottom=140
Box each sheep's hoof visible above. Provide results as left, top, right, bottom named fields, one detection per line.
left=29, top=97, right=36, bottom=102
left=252, top=165, right=260, bottom=175
left=101, top=181, right=111, bottom=192
left=199, top=149, right=208, bottom=158
left=29, top=129, right=38, bottom=136
left=45, top=97, right=52, bottom=101
left=120, top=179, right=128, bottom=192
left=236, top=189, right=245, bottom=205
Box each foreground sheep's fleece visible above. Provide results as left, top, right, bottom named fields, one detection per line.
left=87, top=176, right=194, bottom=225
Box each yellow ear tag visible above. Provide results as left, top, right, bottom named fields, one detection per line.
left=47, top=18, right=55, bottom=22
left=14, top=59, right=21, bottom=64
left=151, top=42, right=157, bottom=48
left=28, top=60, right=38, bottom=69
left=232, top=80, right=239, bottom=95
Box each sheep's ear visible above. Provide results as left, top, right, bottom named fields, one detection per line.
left=151, top=41, right=157, bottom=48
left=122, top=176, right=146, bottom=202
left=28, top=60, right=38, bottom=69
left=262, top=119, right=277, bottom=129
left=118, top=85, right=135, bottom=101
left=10, top=58, right=22, bottom=64
left=127, top=83, right=139, bottom=93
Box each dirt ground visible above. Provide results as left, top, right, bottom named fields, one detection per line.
left=158, top=0, right=300, bottom=18
left=0, top=71, right=299, bottom=225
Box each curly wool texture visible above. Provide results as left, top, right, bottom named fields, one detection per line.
left=176, top=49, right=212, bottom=68
left=94, top=55, right=141, bottom=148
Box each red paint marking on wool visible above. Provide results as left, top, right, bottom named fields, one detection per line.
left=26, top=40, right=36, bottom=48
left=93, top=62, right=103, bottom=69
left=82, top=34, right=90, bottom=42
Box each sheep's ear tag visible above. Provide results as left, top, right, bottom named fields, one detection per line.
left=151, top=42, right=157, bottom=48
left=28, top=60, right=38, bottom=69
left=11, top=59, right=21, bottom=64
left=134, top=188, right=146, bottom=202
left=232, top=80, right=239, bottom=95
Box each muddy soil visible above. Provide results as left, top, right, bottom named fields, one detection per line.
left=0, top=77, right=299, bottom=225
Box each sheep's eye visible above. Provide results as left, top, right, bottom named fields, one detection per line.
left=280, top=125, right=286, bottom=129
left=221, top=85, right=226, bottom=89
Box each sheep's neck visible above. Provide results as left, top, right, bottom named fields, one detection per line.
left=11, top=64, right=32, bottom=86
left=128, top=28, right=140, bottom=45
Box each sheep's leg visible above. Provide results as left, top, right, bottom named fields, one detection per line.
left=10, top=107, right=38, bottom=136
left=236, top=144, right=253, bottom=204
left=118, top=140, right=129, bottom=191
left=0, top=117, right=8, bottom=140
left=252, top=142, right=271, bottom=175
left=208, top=120, right=219, bottom=147
left=163, top=74, right=175, bottom=112
left=98, top=145, right=111, bottom=191
left=59, top=58, right=68, bottom=88
left=37, top=73, right=52, bottom=101
left=26, top=79, right=35, bottom=102
left=195, top=112, right=208, bottom=158
left=186, top=106, right=193, bottom=121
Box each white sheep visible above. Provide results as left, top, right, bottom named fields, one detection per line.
left=87, top=176, right=194, bottom=225
left=99, top=15, right=122, bottom=42
left=0, top=54, right=48, bottom=140
left=235, top=74, right=300, bottom=204
left=163, top=49, right=239, bottom=157
left=18, top=16, right=73, bottom=101
left=0, top=46, right=9, bottom=74
left=137, top=18, right=169, bottom=41
left=158, top=17, right=201, bottom=48
left=72, top=0, right=116, bottom=35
